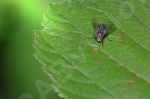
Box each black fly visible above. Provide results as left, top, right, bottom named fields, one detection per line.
left=93, top=23, right=109, bottom=46
left=92, top=21, right=115, bottom=46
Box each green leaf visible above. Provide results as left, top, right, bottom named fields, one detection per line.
left=34, top=0, right=150, bottom=99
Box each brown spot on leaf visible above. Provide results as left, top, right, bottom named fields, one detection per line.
left=92, top=47, right=99, bottom=52
left=116, top=33, right=124, bottom=43
left=128, top=74, right=137, bottom=85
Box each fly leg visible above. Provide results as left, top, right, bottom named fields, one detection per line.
left=101, top=41, right=104, bottom=47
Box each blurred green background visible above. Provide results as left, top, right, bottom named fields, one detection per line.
left=0, top=0, right=61, bottom=99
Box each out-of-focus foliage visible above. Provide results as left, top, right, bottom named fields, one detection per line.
left=0, top=0, right=61, bottom=99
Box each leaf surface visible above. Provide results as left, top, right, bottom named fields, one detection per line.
left=34, top=0, right=150, bottom=99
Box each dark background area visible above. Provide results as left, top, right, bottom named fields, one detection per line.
left=0, top=0, right=61, bottom=99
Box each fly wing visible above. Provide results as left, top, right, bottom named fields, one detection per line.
left=92, top=20, right=99, bottom=31
left=107, top=23, right=116, bottom=33
left=92, top=20, right=98, bottom=37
